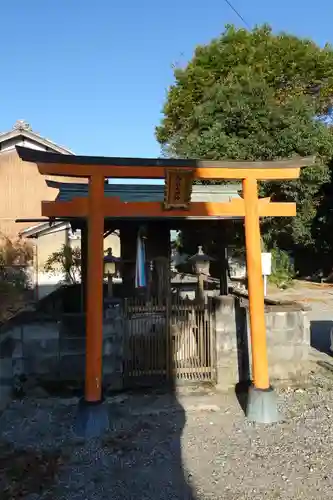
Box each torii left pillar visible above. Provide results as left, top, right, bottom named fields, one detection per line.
left=75, top=173, right=109, bottom=438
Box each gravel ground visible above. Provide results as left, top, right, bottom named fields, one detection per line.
left=1, top=371, right=333, bottom=500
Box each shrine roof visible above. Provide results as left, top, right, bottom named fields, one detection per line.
left=47, top=180, right=242, bottom=203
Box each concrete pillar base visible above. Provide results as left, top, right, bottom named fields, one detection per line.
left=246, top=385, right=281, bottom=424
left=74, top=397, right=109, bottom=438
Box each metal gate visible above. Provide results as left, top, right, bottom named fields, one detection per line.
left=123, top=296, right=216, bottom=387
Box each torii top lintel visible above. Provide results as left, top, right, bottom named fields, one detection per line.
left=16, top=146, right=313, bottom=181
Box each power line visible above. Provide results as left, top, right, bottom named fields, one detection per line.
left=223, top=0, right=251, bottom=30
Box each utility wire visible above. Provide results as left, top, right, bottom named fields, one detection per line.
left=223, top=0, right=251, bottom=30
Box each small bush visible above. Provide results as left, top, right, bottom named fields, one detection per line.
left=269, top=247, right=295, bottom=289
left=0, top=236, right=33, bottom=322
left=0, top=236, right=32, bottom=267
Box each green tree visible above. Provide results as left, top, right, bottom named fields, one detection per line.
left=156, top=25, right=333, bottom=274
left=44, top=244, right=81, bottom=284
left=156, top=25, right=333, bottom=148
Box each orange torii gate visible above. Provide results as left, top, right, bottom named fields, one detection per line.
left=16, top=146, right=311, bottom=434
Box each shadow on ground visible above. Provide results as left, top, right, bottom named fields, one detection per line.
left=0, top=389, right=200, bottom=499
left=105, top=390, right=199, bottom=500
left=235, top=380, right=251, bottom=415
left=233, top=298, right=251, bottom=415
left=310, top=320, right=333, bottom=355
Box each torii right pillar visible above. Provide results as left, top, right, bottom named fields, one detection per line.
left=238, top=158, right=314, bottom=423
left=242, top=176, right=276, bottom=423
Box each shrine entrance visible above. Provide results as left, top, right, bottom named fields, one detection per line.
left=16, top=145, right=312, bottom=427
left=122, top=295, right=216, bottom=388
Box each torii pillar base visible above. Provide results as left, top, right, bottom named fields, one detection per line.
left=246, top=385, right=281, bottom=424
left=74, top=398, right=109, bottom=439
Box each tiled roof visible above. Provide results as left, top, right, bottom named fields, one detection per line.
left=47, top=180, right=242, bottom=203
left=0, top=121, right=73, bottom=154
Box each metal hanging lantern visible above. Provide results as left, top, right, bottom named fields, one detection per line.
left=188, top=245, right=215, bottom=276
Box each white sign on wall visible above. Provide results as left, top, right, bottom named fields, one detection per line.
left=261, top=252, right=272, bottom=276
left=261, top=252, right=272, bottom=297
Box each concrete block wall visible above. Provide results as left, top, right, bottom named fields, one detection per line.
left=0, top=345, right=14, bottom=412
left=214, top=295, right=311, bottom=389
left=0, top=320, right=61, bottom=411
left=0, top=309, right=125, bottom=411
left=0, top=294, right=312, bottom=411
left=264, top=307, right=310, bottom=381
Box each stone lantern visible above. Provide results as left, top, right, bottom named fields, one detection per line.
left=188, top=246, right=215, bottom=299
left=104, top=248, right=121, bottom=298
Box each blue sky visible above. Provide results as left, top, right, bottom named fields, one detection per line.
left=1, top=0, right=333, bottom=161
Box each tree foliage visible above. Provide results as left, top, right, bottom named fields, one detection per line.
left=0, top=236, right=33, bottom=322
left=0, top=236, right=33, bottom=288
left=156, top=25, right=333, bottom=274
left=44, top=244, right=81, bottom=284
left=156, top=24, right=333, bottom=148
left=0, top=237, right=32, bottom=265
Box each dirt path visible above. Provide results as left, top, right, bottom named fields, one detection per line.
left=267, top=280, right=333, bottom=307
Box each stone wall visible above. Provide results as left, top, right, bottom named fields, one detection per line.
left=0, top=308, right=124, bottom=411
left=0, top=338, right=13, bottom=412
left=214, top=295, right=310, bottom=389
left=0, top=294, right=312, bottom=411
left=0, top=306, right=171, bottom=411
